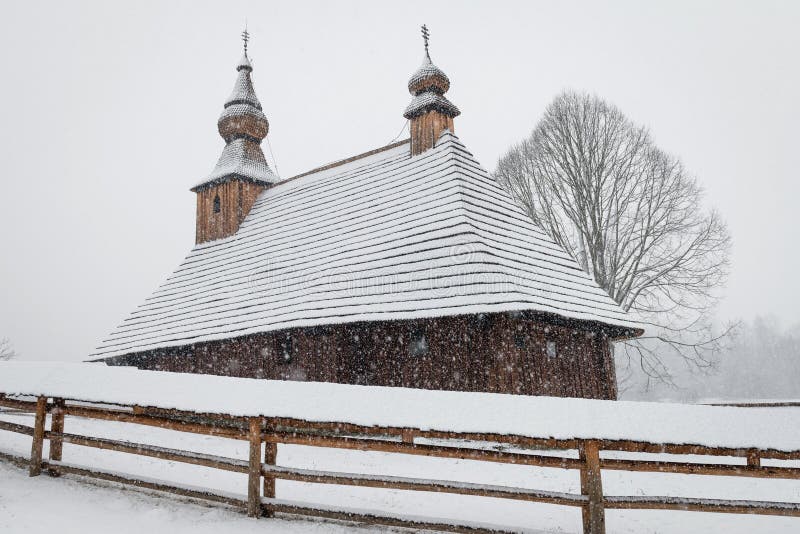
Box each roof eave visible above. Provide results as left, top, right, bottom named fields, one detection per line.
left=190, top=173, right=276, bottom=193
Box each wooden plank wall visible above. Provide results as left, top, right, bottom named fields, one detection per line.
left=110, top=312, right=618, bottom=400
left=410, top=110, right=455, bottom=155
left=195, top=180, right=264, bottom=244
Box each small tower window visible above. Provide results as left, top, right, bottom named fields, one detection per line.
left=213, top=194, right=221, bottom=213
left=546, top=340, right=557, bottom=359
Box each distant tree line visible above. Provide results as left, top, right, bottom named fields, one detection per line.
left=624, top=317, right=800, bottom=402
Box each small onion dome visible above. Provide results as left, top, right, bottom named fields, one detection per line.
left=403, top=51, right=459, bottom=120
left=218, top=105, right=269, bottom=142
left=217, top=53, right=269, bottom=142
left=408, top=54, right=450, bottom=95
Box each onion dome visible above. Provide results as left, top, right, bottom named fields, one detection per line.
left=408, top=55, right=450, bottom=95
left=192, top=44, right=276, bottom=192
left=217, top=53, right=269, bottom=143
left=403, top=27, right=459, bottom=120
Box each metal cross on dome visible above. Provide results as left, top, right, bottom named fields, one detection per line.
left=421, top=24, right=430, bottom=54
left=242, top=26, right=250, bottom=54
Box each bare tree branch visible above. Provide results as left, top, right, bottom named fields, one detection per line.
left=494, top=91, right=732, bottom=386
left=0, top=338, right=16, bottom=361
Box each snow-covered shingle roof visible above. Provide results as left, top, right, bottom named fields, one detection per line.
left=227, top=53, right=261, bottom=109
left=92, top=132, right=641, bottom=359
left=196, top=137, right=276, bottom=188
left=404, top=92, right=460, bottom=119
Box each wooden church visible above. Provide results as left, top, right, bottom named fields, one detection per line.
left=91, top=29, right=642, bottom=399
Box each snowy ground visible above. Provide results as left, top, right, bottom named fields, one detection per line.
left=2, top=411, right=800, bottom=533
left=0, top=461, right=377, bottom=534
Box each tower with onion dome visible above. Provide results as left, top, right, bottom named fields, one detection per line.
left=192, top=30, right=278, bottom=244
left=404, top=25, right=460, bottom=156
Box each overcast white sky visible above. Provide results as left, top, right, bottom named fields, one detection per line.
left=1, top=1, right=798, bottom=362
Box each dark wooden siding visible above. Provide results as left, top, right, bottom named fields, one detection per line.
left=409, top=110, right=455, bottom=155
left=106, top=312, right=617, bottom=400
left=195, top=180, right=264, bottom=244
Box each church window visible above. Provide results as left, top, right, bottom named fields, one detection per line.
left=213, top=194, right=221, bottom=213
left=546, top=340, right=557, bottom=358
left=279, top=334, right=293, bottom=364
left=409, top=329, right=429, bottom=357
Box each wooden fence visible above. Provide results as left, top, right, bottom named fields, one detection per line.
left=1, top=392, right=800, bottom=533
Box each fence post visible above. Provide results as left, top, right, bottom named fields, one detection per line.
left=247, top=417, right=262, bottom=518
left=48, top=398, right=66, bottom=477
left=263, top=420, right=277, bottom=518
left=579, top=440, right=605, bottom=534
left=747, top=451, right=761, bottom=467
left=29, top=396, right=47, bottom=477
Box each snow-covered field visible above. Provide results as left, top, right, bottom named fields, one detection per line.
left=2, top=411, right=800, bottom=533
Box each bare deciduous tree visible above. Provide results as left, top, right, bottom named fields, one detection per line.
left=495, top=91, right=732, bottom=386
left=0, top=338, right=16, bottom=361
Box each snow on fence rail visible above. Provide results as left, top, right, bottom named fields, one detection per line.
left=1, top=362, right=800, bottom=533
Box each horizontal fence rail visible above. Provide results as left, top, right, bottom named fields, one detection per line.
left=1, top=393, right=800, bottom=534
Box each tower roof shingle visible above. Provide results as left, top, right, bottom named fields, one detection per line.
left=193, top=51, right=277, bottom=192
